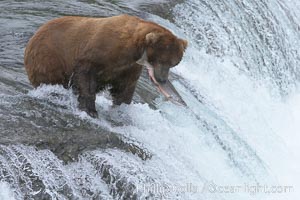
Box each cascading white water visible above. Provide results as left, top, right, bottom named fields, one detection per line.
left=0, top=0, right=299, bottom=199
left=170, top=0, right=300, bottom=199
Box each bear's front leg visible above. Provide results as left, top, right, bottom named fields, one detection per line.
left=110, top=64, right=142, bottom=105
left=72, top=64, right=98, bottom=118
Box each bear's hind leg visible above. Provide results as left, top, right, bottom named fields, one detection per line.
left=72, top=63, right=98, bottom=118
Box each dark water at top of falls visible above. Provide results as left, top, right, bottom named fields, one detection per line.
left=0, top=0, right=300, bottom=199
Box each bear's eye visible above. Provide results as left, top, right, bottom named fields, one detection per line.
left=149, top=60, right=155, bottom=65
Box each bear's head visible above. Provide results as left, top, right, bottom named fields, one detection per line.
left=138, top=32, right=188, bottom=84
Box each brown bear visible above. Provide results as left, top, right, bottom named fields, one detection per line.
left=24, top=15, right=187, bottom=117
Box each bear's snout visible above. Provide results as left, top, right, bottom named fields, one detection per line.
left=154, top=66, right=169, bottom=84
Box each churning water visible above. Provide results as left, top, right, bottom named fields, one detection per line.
left=0, top=0, right=299, bottom=199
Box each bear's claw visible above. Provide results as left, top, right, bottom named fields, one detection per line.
left=86, top=110, right=98, bottom=118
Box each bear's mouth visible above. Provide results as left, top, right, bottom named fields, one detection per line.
left=147, top=67, right=170, bottom=97
left=136, top=52, right=186, bottom=106
left=147, top=67, right=187, bottom=106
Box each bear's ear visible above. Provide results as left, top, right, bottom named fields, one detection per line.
left=146, top=32, right=161, bottom=45
left=180, top=39, right=188, bottom=51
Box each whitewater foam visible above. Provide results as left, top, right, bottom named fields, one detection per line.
left=0, top=182, right=15, bottom=200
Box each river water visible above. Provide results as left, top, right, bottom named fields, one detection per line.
left=0, top=0, right=299, bottom=199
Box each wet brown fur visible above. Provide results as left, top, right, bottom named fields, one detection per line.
left=24, top=15, right=187, bottom=117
